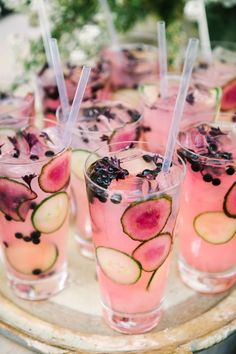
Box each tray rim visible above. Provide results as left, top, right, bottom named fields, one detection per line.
left=0, top=288, right=235, bottom=354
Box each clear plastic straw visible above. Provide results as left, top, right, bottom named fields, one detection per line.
left=198, top=0, right=212, bottom=63
left=62, top=66, right=91, bottom=144
left=162, top=38, right=199, bottom=174
left=49, top=38, right=70, bottom=122
left=99, top=0, right=119, bottom=49
left=36, top=0, right=53, bottom=67
left=157, top=21, right=168, bottom=99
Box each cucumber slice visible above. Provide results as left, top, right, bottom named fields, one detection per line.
left=223, top=181, right=236, bottom=218
left=71, top=149, right=98, bottom=180
left=5, top=241, right=58, bottom=275
left=32, top=192, right=69, bottom=233
left=194, top=211, right=236, bottom=244
left=96, top=246, right=142, bottom=285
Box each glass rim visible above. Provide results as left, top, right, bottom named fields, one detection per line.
left=84, top=140, right=186, bottom=198
left=56, top=99, right=143, bottom=135
left=177, top=120, right=236, bottom=166
left=105, top=42, right=158, bottom=53
left=0, top=117, right=70, bottom=166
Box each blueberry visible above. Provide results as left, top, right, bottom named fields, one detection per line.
left=226, top=166, right=235, bottom=175
left=212, top=178, right=221, bottom=186
left=110, top=194, right=122, bottom=204
left=45, top=150, right=55, bottom=157
left=23, top=236, right=32, bottom=242
left=30, top=202, right=37, bottom=210
left=15, top=232, right=23, bottom=239
left=143, top=154, right=153, bottom=162
left=32, top=269, right=42, bottom=275
left=30, top=154, right=39, bottom=160
left=5, top=214, right=12, bottom=221
left=203, top=174, right=212, bottom=182
left=30, top=230, right=41, bottom=239
left=191, top=162, right=202, bottom=172
left=32, top=239, right=40, bottom=245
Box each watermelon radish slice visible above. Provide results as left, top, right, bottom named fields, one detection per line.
left=0, top=177, right=37, bottom=221
left=71, top=149, right=98, bottom=180
left=121, top=196, right=172, bottom=241
left=223, top=182, right=236, bottom=218
left=96, top=246, right=142, bottom=285
left=38, top=150, right=71, bottom=193
left=31, top=192, right=69, bottom=233
left=109, top=125, right=140, bottom=152
left=194, top=211, right=236, bottom=244
left=132, top=233, right=172, bottom=272
left=5, top=242, right=58, bottom=275
left=221, top=79, right=236, bottom=111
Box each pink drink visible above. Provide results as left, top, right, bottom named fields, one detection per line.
left=177, top=119, right=236, bottom=293
left=85, top=142, right=185, bottom=333
left=60, top=101, right=143, bottom=259
left=0, top=82, right=35, bottom=128
left=192, top=43, right=236, bottom=113
left=140, top=77, right=219, bottom=152
left=102, top=43, right=158, bottom=90
left=0, top=120, right=71, bottom=300
left=37, top=60, right=111, bottom=121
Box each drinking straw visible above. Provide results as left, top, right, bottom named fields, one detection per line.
left=49, top=38, right=70, bottom=122
left=157, top=21, right=168, bottom=99
left=162, top=38, right=199, bottom=174
left=99, top=0, right=119, bottom=49
left=36, top=0, right=53, bottom=67
left=62, top=66, right=91, bottom=144
left=198, top=0, right=212, bottom=63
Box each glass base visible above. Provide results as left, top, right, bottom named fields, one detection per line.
left=7, top=265, right=68, bottom=300
left=102, top=301, right=163, bottom=334
left=75, top=233, right=95, bottom=260
left=178, top=257, right=236, bottom=294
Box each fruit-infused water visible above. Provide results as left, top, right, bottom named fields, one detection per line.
left=140, top=75, right=220, bottom=152
left=192, top=43, right=236, bottom=113
left=37, top=60, right=111, bottom=121
left=101, top=43, right=158, bottom=90
left=0, top=119, right=71, bottom=300
left=177, top=119, right=236, bottom=293
left=58, top=100, right=143, bottom=258
left=85, top=142, right=185, bottom=334
left=0, top=81, right=35, bottom=128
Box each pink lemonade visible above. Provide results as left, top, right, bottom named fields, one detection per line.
left=60, top=101, right=143, bottom=259
left=140, top=76, right=220, bottom=152
left=193, top=43, right=236, bottom=113
left=85, top=142, right=185, bottom=333
left=177, top=119, right=236, bottom=294
left=0, top=120, right=71, bottom=300
left=101, top=43, right=158, bottom=91
left=37, top=60, right=111, bottom=121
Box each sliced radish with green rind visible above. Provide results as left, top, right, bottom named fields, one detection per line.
left=0, top=177, right=37, bottom=221
left=5, top=242, right=58, bottom=275
left=223, top=181, right=236, bottom=218
left=194, top=211, right=236, bottom=244
left=31, top=192, right=69, bottom=233
left=71, top=149, right=98, bottom=180
left=38, top=150, right=71, bottom=193
left=132, top=233, right=172, bottom=272
left=96, top=246, right=142, bottom=285
left=121, top=196, right=172, bottom=241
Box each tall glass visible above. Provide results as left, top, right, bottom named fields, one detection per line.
left=37, top=60, right=111, bottom=121
left=177, top=117, right=236, bottom=293
left=192, top=42, right=236, bottom=112
left=139, top=75, right=220, bottom=152
left=0, top=118, right=71, bottom=300
left=0, top=79, right=35, bottom=128
left=85, top=141, right=185, bottom=334
left=101, top=43, right=158, bottom=90
left=58, top=100, right=143, bottom=259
